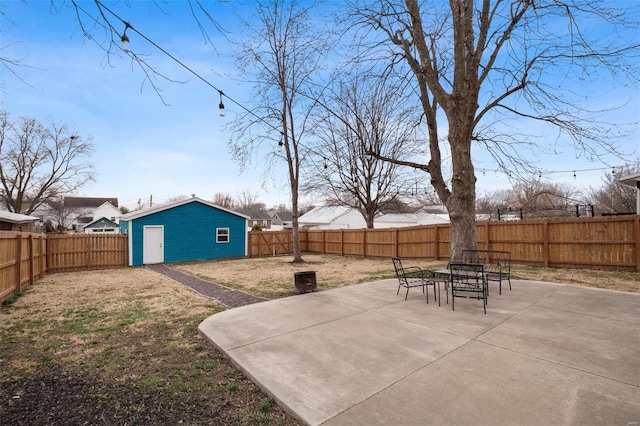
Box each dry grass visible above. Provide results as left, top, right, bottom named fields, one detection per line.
left=173, top=254, right=640, bottom=296
left=1, top=268, right=298, bottom=425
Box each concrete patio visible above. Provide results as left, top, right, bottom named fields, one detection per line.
left=199, top=278, right=640, bottom=425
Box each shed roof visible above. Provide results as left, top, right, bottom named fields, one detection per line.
left=0, top=211, right=39, bottom=224
left=120, top=197, right=250, bottom=221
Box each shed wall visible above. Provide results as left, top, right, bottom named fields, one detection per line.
left=122, top=202, right=247, bottom=266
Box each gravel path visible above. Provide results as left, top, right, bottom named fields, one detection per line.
left=146, top=264, right=268, bottom=308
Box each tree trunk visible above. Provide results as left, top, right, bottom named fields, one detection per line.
left=291, top=193, right=303, bottom=263
left=446, top=121, right=478, bottom=261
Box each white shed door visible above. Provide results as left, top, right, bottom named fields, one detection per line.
left=143, top=225, right=164, bottom=264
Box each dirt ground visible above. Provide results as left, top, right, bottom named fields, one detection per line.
left=1, top=254, right=638, bottom=425
left=0, top=268, right=300, bottom=426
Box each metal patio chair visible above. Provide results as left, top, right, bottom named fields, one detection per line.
left=448, top=262, right=488, bottom=314
left=392, top=257, right=439, bottom=303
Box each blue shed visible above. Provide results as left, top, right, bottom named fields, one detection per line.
left=119, top=197, right=249, bottom=266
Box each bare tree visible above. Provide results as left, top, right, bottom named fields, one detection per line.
left=589, top=161, right=640, bottom=215
left=351, top=0, right=639, bottom=259
left=235, top=190, right=266, bottom=210
left=306, top=73, right=424, bottom=228
left=503, top=179, right=588, bottom=219
left=213, top=192, right=236, bottom=209
left=476, top=189, right=510, bottom=220
left=0, top=111, right=95, bottom=214
left=228, top=0, right=331, bottom=263
left=45, top=197, right=78, bottom=231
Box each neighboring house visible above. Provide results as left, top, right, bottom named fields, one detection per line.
left=374, top=213, right=419, bottom=228
left=83, top=217, right=120, bottom=234
left=373, top=211, right=450, bottom=228
left=119, top=197, right=249, bottom=266
left=65, top=197, right=119, bottom=231
left=619, top=172, right=640, bottom=214
left=0, top=211, right=40, bottom=232
left=93, top=201, right=122, bottom=223
left=28, top=196, right=120, bottom=232
left=298, top=206, right=367, bottom=230
left=269, top=210, right=293, bottom=230
left=234, top=208, right=272, bottom=230
left=416, top=211, right=450, bottom=225
left=299, top=205, right=451, bottom=230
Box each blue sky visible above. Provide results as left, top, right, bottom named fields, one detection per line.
left=1, top=1, right=638, bottom=211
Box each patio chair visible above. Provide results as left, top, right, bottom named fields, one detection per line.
left=392, top=257, right=439, bottom=303
left=448, top=262, right=488, bottom=314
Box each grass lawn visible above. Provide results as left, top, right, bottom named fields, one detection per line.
left=1, top=254, right=638, bottom=425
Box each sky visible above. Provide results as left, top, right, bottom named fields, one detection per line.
left=1, top=1, right=638, bottom=212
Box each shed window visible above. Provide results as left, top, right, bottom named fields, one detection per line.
left=216, top=228, right=229, bottom=243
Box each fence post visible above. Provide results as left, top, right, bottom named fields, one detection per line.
left=46, top=235, right=52, bottom=273
left=340, top=230, right=344, bottom=256
left=86, top=235, right=91, bottom=269
left=37, top=236, right=44, bottom=278
left=15, top=234, right=22, bottom=294
left=635, top=215, right=640, bottom=272
left=484, top=222, right=490, bottom=250
left=28, top=234, right=35, bottom=286
left=543, top=221, right=550, bottom=268
left=363, top=229, right=367, bottom=258
left=393, top=228, right=398, bottom=258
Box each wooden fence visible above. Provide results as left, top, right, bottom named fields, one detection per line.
left=249, top=215, right=640, bottom=272
left=0, top=233, right=127, bottom=303
left=2, top=215, right=638, bottom=303
left=46, top=234, right=128, bottom=272
left=0, top=233, right=47, bottom=303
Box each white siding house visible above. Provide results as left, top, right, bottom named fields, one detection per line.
left=93, top=201, right=122, bottom=224
left=300, top=205, right=451, bottom=230
left=298, top=206, right=367, bottom=229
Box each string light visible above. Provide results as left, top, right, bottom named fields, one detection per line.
left=120, top=25, right=130, bottom=53
left=93, top=1, right=640, bottom=187
left=96, top=1, right=272, bottom=128
left=477, top=163, right=634, bottom=180
left=218, top=91, right=225, bottom=117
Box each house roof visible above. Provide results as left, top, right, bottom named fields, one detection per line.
left=0, top=211, right=39, bottom=224
left=233, top=208, right=272, bottom=220
left=64, top=197, right=119, bottom=208
left=120, top=197, right=250, bottom=221
left=619, top=172, right=640, bottom=189
left=95, top=201, right=120, bottom=211
left=298, top=206, right=352, bottom=224
left=273, top=211, right=293, bottom=222
left=82, top=217, right=119, bottom=229
left=375, top=213, right=417, bottom=224
left=416, top=212, right=450, bottom=225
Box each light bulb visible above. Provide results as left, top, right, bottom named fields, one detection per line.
left=121, top=34, right=130, bottom=53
